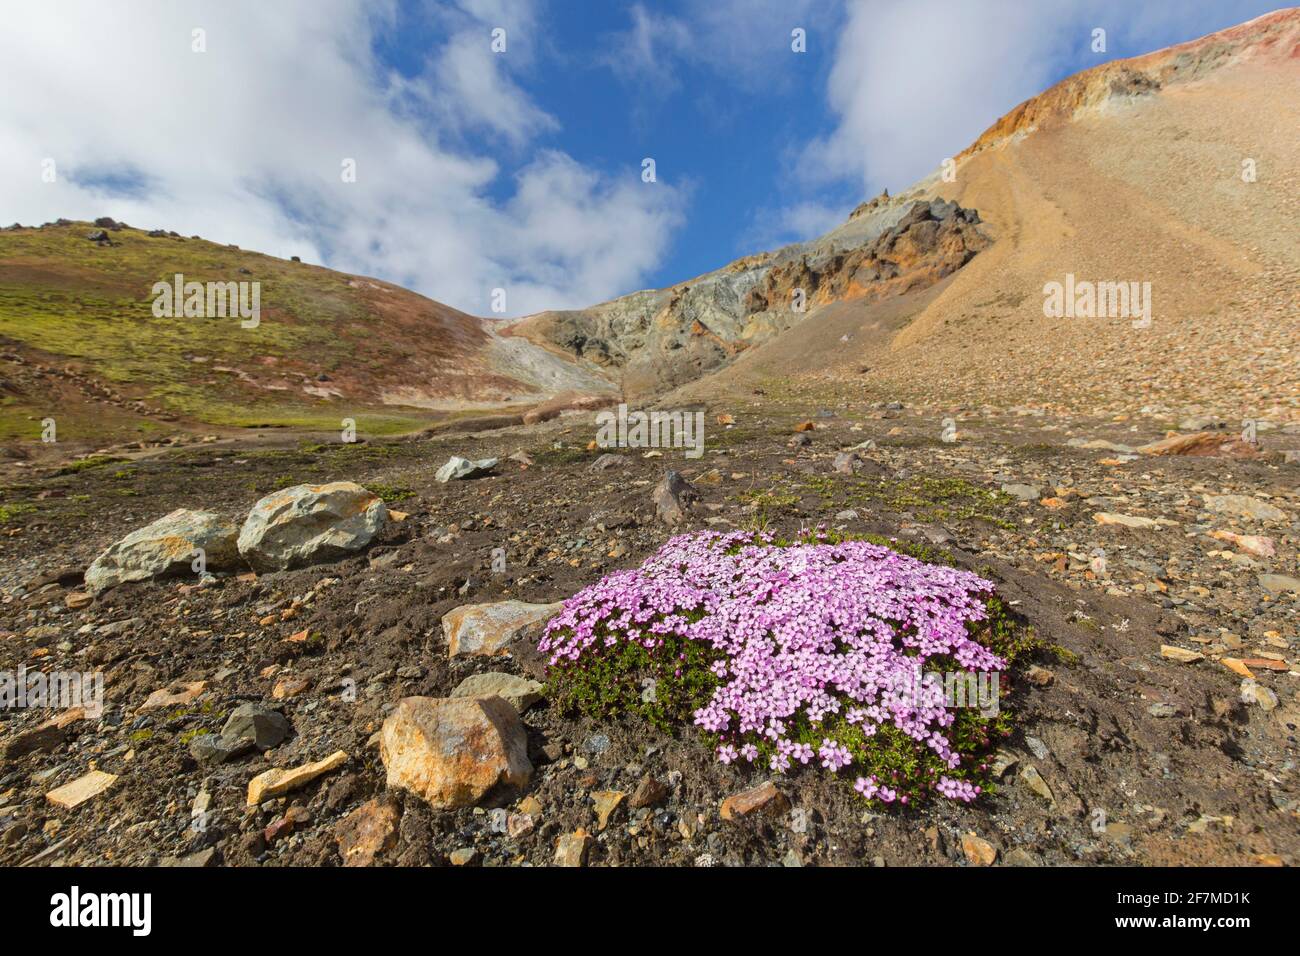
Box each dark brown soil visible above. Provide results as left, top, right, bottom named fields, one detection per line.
left=1, top=402, right=1296, bottom=867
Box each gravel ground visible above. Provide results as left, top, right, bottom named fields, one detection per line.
left=0, top=399, right=1296, bottom=867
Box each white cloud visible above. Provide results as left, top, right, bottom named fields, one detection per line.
left=602, top=0, right=832, bottom=90
left=601, top=4, right=694, bottom=87
left=742, top=200, right=846, bottom=251
left=0, top=0, right=684, bottom=317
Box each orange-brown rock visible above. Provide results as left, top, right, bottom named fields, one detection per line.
left=380, top=696, right=532, bottom=810
left=554, top=828, right=592, bottom=867
left=961, top=832, right=998, bottom=866
left=335, top=798, right=400, bottom=867
left=720, top=781, right=789, bottom=821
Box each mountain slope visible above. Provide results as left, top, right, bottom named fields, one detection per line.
left=865, top=6, right=1300, bottom=418
left=518, top=8, right=1300, bottom=421
left=504, top=193, right=990, bottom=400
left=0, top=221, right=614, bottom=450
left=4, top=8, right=1295, bottom=458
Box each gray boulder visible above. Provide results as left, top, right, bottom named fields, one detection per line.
left=237, top=482, right=386, bottom=571
left=190, top=703, right=290, bottom=764
left=653, top=471, right=698, bottom=525
left=85, top=509, right=238, bottom=594
left=435, top=457, right=498, bottom=482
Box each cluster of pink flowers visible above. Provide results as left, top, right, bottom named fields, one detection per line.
left=936, top=776, right=981, bottom=802
left=854, top=775, right=903, bottom=803
left=540, top=530, right=1005, bottom=804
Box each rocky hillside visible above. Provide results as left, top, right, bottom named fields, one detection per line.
left=823, top=7, right=1300, bottom=420
left=4, top=9, right=1295, bottom=459
left=515, top=8, right=1299, bottom=421
left=505, top=196, right=989, bottom=400
left=0, top=220, right=614, bottom=454
left=0, top=11, right=1297, bottom=875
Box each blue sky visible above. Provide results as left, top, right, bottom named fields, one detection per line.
left=0, top=0, right=1285, bottom=314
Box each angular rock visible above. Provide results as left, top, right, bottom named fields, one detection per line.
left=191, top=704, right=291, bottom=764
left=1160, top=645, right=1204, bottom=663
left=435, top=456, right=498, bottom=482
left=591, top=790, right=626, bottom=830
left=46, top=770, right=117, bottom=809
left=990, top=751, right=1019, bottom=778
left=629, top=773, right=670, bottom=809
left=1210, top=531, right=1275, bottom=558
left=451, top=672, right=544, bottom=712
left=137, top=680, right=207, bottom=713
left=65, top=591, right=93, bottom=610
left=1024, top=665, right=1055, bottom=687
left=273, top=675, right=311, bottom=699
left=653, top=470, right=698, bottom=525
left=237, top=482, right=386, bottom=571
left=336, top=798, right=400, bottom=867
left=85, top=509, right=238, bottom=594
left=1001, top=483, right=1041, bottom=501
left=1221, top=658, right=1256, bottom=679
left=161, top=848, right=217, bottom=867
left=961, top=832, right=998, bottom=866
left=1019, top=765, right=1055, bottom=803
left=832, top=452, right=862, bottom=475
left=1258, top=574, right=1300, bottom=595
left=246, top=751, right=348, bottom=806
left=1138, top=432, right=1259, bottom=458
left=554, top=828, right=592, bottom=867
left=1, top=718, right=68, bottom=759
left=379, top=696, right=532, bottom=810
left=720, top=781, right=789, bottom=821
left=1002, top=848, right=1040, bottom=867
left=1093, top=512, right=1159, bottom=529
left=1241, top=679, right=1279, bottom=711
left=1204, top=494, right=1285, bottom=522
left=443, top=600, right=563, bottom=658
left=1025, top=736, right=1050, bottom=760
left=1066, top=438, right=1134, bottom=453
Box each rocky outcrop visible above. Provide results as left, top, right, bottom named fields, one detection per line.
left=508, top=197, right=987, bottom=399
left=742, top=200, right=986, bottom=316
left=84, top=509, right=239, bottom=594
left=958, top=9, right=1300, bottom=162
left=237, top=482, right=386, bottom=571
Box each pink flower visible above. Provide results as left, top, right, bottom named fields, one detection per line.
left=818, top=739, right=851, bottom=772
left=539, top=530, right=1005, bottom=806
